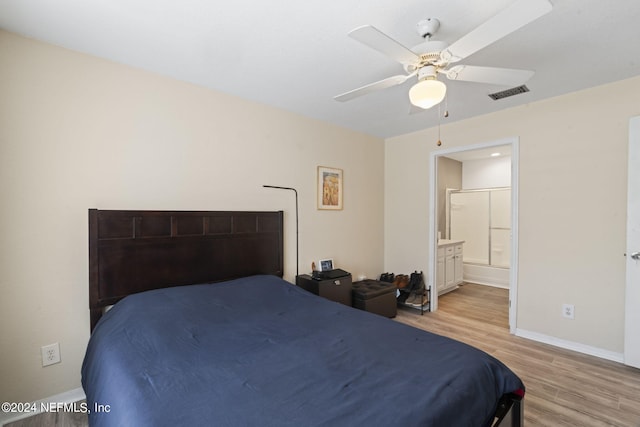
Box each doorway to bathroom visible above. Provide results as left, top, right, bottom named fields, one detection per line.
left=429, top=138, right=519, bottom=333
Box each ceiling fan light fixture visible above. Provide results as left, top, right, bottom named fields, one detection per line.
left=409, top=78, right=447, bottom=109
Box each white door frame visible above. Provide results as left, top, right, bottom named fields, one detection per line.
left=429, top=137, right=519, bottom=333
left=625, top=116, right=640, bottom=368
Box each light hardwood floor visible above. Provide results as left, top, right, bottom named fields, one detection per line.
left=8, top=283, right=640, bottom=426
left=395, top=283, right=640, bottom=426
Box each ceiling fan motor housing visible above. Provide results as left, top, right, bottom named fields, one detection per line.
left=417, top=65, right=438, bottom=81
left=405, top=39, right=449, bottom=73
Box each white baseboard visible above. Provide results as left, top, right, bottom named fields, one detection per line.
left=515, top=328, right=624, bottom=363
left=0, top=387, right=85, bottom=426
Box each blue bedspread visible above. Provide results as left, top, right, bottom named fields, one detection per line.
left=82, top=275, right=523, bottom=426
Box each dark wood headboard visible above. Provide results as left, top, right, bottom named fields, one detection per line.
left=89, top=209, right=284, bottom=331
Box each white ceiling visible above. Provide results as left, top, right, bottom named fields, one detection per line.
left=1, top=0, right=639, bottom=139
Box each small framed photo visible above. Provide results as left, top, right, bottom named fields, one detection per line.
left=318, top=258, right=334, bottom=272
left=317, top=166, right=343, bottom=210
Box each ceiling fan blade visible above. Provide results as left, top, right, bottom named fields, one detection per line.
left=445, top=65, right=534, bottom=86
left=442, top=0, right=552, bottom=63
left=334, top=73, right=414, bottom=102
left=348, top=25, right=421, bottom=66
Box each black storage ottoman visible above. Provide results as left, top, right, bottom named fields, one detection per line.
left=352, top=280, right=397, bottom=318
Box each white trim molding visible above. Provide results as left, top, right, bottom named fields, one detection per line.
left=429, top=136, right=519, bottom=335
left=516, top=329, right=624, bottom=363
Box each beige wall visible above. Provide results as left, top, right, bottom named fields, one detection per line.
left=385, top=75, right=640, bottom=354
left=437, top=156, right=462, bottom=239
left=0, top=31, right=384, bottom=403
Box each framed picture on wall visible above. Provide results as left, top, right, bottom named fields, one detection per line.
left=317, top=166, right=343, bottom=210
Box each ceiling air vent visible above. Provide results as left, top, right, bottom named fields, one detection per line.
left=488, top=85, right=529, bottom=100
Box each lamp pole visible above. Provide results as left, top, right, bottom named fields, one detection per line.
left=263, top=185, right=299, bottom=277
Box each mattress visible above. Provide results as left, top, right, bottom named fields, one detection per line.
left=82, top=275, right=523, bottom=426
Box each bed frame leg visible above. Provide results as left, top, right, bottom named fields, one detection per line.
left=509, top=398, right=523, bottom=427
left=493, top=396, right=523, bottom=427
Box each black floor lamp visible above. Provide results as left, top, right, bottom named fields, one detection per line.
left=263, top=185, right=298, bottom=277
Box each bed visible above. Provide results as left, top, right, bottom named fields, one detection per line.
left=82, top=209, right=524, bottom=427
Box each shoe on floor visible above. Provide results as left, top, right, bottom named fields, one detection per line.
left=395, top=274, right=409, bottom=289
left=397, top=291, right=409, bottom=304
left=404, top=292, right=417, bottom=305
left=410, top=292, right=426, bottom=307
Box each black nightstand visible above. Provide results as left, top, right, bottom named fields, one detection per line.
left=296, top=273, right=352, bottom=306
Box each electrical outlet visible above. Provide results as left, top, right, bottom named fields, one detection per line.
left=562, top=304, right=575, bottom=319
left=41, top=343, right=61, bottom=367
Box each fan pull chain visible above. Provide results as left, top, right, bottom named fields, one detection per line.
left=437, top=103, right=442, bottom=146
left=444, top=93, right=449, bottom=118
left=437, top=94, right=449, bottom=146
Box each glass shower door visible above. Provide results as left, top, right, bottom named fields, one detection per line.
left=449, top=188, right=511, bottom=268
left=490, top=189, right=511, bottom=268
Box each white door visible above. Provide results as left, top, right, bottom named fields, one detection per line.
left=625, top=116, right=640, bottom=368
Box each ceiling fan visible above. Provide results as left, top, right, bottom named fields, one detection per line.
left=334, top=0, right=552, bottom=110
